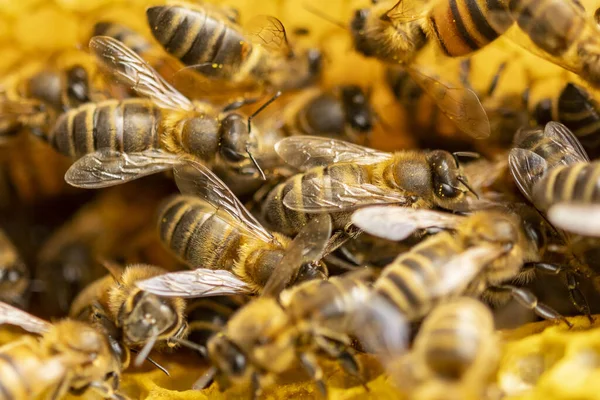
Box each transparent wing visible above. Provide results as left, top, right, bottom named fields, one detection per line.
left=274, top=136, right=392, bottom=170
left=406, top=66, right=490, bottom=139
left=65, top=149, right=182, bottom=189
left=508, top=148, right=548, bottom=202
left=0, top=302, right=51, bottom=334
left=262, top=214, right=332, bottom=298
left=383, top=0, right=431, bottom=22
left=543, top=121, right=589, bottom=163
left=246, top=15, right=293, bottom=57
left=135, top=269, right=254, bottom=297
left=351, top=206, right=463, bottom=241
left=174, top=159, right=275, bottom=243
left=89, top=36, right=194, bottom=111
left=548, top=203, right=600, bottom=237
left=283, top=177, right=413, bottom=213
left=431, top=245, right=507, bottom=296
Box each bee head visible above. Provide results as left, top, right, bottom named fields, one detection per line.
left=294, top=260, right=328, bottom=284
left=340, top=85, right=373, bottom=132
left=120, top=291, right=180, bottom=345
left=219, top=113, right=252, bottom=163
left=427, top=151, right=473, bottom=210
left=66, top=65, right=90, bottom=106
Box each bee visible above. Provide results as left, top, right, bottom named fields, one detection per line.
left=351, top=205, right=575, bottom=323
left=70, top=263, right=188, bottom=370
left=55, top=36, right=279, bottom=189
left=135, top=159, right=331, bottom=299
left=0, top=228, right=28, bottom=308
left=259, top=136, right=478, bottom=237
left=533, top=82, right=600, bottom=159
left=185, top=296, right=248, bottom=348
left=0, top=301, right=126, bottom=400
left=392, top=298, right=499, bottom=400
left=35, top=177, right=175, bottom=316
left=278, top=85, right=375, bottom=144
left=195, top=269, right=398, bottom=396
left=146, top=2, right=322, bottom=92
left=387, top=59, right=529, bottom=154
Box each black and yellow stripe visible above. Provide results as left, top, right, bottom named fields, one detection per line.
left=428, top=0, right=513, bottom=57
left=93, top=22, right=153, bottom=56
left=558, top=84, right=600, bottom=158
left=146, top=5, right=248, bottom=75
left=533, top=162, right=600, bottom=210
left=48, top=99, right=163, bottom=158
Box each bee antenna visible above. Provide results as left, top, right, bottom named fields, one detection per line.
left=451, top=151, right=480, bottom=167
left=247, top=91, right=282, bottom=135
left=303, top=4, right=348, bottom=30
left=457, top=176, right=479, bottom=199
left=130, top=348, right=170, bottom=376
left=169, top=337, right=207, bottom=357
left=246, top=143, right=266, bottom=181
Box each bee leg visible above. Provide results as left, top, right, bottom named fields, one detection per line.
left=251, top=371, right=262, bottom=400
left=313, top=335, right=369, bottom=392
left=497, top=284, right=573, bottom=328
left=566, top=272, right=594, bottom=323
left=298, top=352, right=327, bottom=397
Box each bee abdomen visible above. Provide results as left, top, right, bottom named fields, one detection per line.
left=428, top=0, right=513, bottom=57
left=49, top=99, right=162, bottom=158
left=93, top=22, right=153, bottom=55
left=147, top=5, right=247, bottom=73
left=558, top=84, right=600, bottom=157
left=158, top=196, right=241, bottom=270
left=534, top=162, right=600, bottom=209
left=0, top=345, right=40, bottom=399
left=509, top=0, right=584, bottom=55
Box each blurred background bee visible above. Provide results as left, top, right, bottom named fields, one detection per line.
left=0, top=228, right=29, bottom=308
left=0, top=301, right=126, bottom=399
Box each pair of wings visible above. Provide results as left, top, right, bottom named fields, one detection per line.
left=137, top=159, right=332, bottom=298
left=65, top=35, right=211, bottom=189
left=508, top=122, right=590, bottom=203
left=274, top=136, right=417, bottom=212
left=384, top=0, right=599, bottom=86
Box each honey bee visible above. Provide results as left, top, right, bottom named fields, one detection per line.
left=0, top=301, right=127, bottom=399
left=387, top=59, right=529, bottom=154
left=259, top=136, right=478, bottom=237
left=135, top=159, right=331, bottom=299
left=146, top=2, right=322, bottom=92
left=352, top=206, right=575, bottom=323
left=58, top=36, right=277, bottom=189
left=70, top=263, right=188, bottom=370
left=0, top=228, right=28, bottom=308
left=278, top=85, right=375, bottom=144
left=533, top=82, right=600, bottom=159
left=195, top=269, right=401, bottom=396
left=185, top=296, right=248, bottom=348
left=391, top=298, right=499, bottom=400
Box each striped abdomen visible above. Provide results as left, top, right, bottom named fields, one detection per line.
left=509, top=0, right=584, bottom=56
left=558, top=83, right=600, bottom=159
left=415, top=298, right=495, bottom=380
left=428, top=0, right=513, bottom=57
left=260, top=163, right=371, bottom=236
left=373, top=232, right=465, bottom=320
left=0, top=338, right=64, bottom=399
left=514, top=127, right=584, bottom=171
left=532, top=162, right=600, bottom=211
left=146, top=5, right=249, bottom=76
left=48, top=99, right=163, bottom=158
left=158, top=195, right=242, bottom=270
left=93, top=22, right=153, bottom=56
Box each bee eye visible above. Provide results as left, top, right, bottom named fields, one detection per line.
left=439, top=183, right=461, bottom=198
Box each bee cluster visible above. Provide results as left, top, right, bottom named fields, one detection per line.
left=1, top=0, right=600, bottom=399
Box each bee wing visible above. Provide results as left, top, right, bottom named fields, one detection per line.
left=0, top=302, right=52, bottom=334
left=174, top=159, right=275, bottom=244
left=135, top=269, right=254, bottom=297
left=262, top=214, right=332, bottom=298
left=508, top=148, right=548, bottom=202
left=274, top=136, right=392, bottom=170
left=548, top=203, right=600, bottom=237
left=406, top=67, right=491, bottom=139
left=431, top=245, right=507, bottom=296
left=284, top=177, right=413, bottom=213
left=351, top=206, right=463, bottom=241
left=383, top=0, right=430, bottom=22
left=65, top=149, right=182, bottom=189
left=246, top=15, right=293, bottom=58
left=89, top=36, right=194, bottom=111
left=543, top=121, right=589, bottom=163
